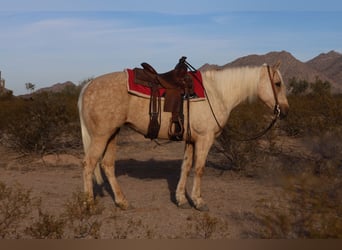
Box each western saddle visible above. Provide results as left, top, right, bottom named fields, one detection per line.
left=133, top=56, right=196, bottom=141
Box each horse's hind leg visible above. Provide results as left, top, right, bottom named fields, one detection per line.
left=83, top=136, right=109, bottom=200
left=102, top=136, right=130, bottom=210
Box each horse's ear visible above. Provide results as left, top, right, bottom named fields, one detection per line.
left=272, top=61, right=281, bottom=70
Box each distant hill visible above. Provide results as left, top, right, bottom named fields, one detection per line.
left=34, top=81, right=76, bottom=94
left=18, top=81, right=76, bottom=98
left=306, top=50, right=342, bottom=88
left=199, top=50, right=342, bottom=93
left=10, top=50, right=342, bottom=97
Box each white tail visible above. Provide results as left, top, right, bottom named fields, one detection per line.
left=78, top=81, right=104, bottom=185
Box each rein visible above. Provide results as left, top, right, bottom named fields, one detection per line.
left=184, top=60, right=280, bottom=141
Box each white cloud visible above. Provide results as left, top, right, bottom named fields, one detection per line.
left=1, top=9, right=342, bottom=95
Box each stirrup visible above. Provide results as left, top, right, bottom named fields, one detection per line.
left=168, top=118, right=184, bottom=141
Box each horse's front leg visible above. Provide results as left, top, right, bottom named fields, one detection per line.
left=191, top=136, right=213, bottom=211
left=175, top=143, right=194, bottom=208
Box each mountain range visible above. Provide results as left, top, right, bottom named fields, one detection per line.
left=200, top=50, right=342, bottom=93
left=16, top=50, right=342, bottom=96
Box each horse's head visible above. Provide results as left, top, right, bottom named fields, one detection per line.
left=257, top=62, right=289, bottom=119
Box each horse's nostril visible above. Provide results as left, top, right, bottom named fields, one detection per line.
left=279, top=112, right=287, bottom=120
left=279, top=106, right=289, bottom=119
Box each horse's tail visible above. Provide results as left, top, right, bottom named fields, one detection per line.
left=78, top=81, right=104, bottom=185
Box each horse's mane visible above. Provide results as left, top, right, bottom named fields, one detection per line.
left=202, top=66, right=261, bottom=104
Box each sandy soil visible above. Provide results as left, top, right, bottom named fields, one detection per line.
left=0, top=128, right=299, bottom=239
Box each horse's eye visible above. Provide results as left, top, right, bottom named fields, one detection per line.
left=275, top=82, right=281, bottom=87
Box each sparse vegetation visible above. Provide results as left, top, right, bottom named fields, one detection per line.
left=0, top=180, right=230, bottom=239
left=0, top=75, right=342, bottom=238
left=0, top=86, right=82, bottom=154
left=255, top=173, right=342, bottom=238
left=0, top=182, right=38, bottom=239
left=0, top=182, right=105, bottom=239
left=215, top=78, right=342, bottom=238
left=185, top=212, right=229, bottom=239
left=218, top=77, right=342, bottom=175
left=62, top=191, right=104, bottom=239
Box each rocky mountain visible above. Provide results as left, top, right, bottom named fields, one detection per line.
left=306, top=50, right=342, bottom=87
left=200, top=50, right=342, bottom=93
left=9, top=50, right=342, bottom=97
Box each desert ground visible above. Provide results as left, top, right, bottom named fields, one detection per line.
left=1, top=125, right=322, bottom=239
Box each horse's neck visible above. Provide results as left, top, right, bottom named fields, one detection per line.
left=203, top=66, right=260, bottom=124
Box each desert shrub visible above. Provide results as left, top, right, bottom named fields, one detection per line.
left=25, top=190, right=105, bottom=239
left=215, top=133, right=260, bottom=173
left=288, top=77, right=331, bottom=96
left=0, top=181, right=107, bottom=239
left=0, top=182, right=38, bottom=239
left=215, top=100, right=281, bottom=175
left=0, top=97, right=26, bottom=132
left=109, top=217, right=155, bottom=239
left=216, top=82, right=342, bottom=176
left=185, top=212, right=229, bottom=239
left=281, top=94, right=342, bottom=137
left=308, top=132, right=342, bottom=176
left=0, top=88, right=81, bottom=154
left=310, top=77, right=331, bottom=95
left=281, top=78, right=341, bottom=137
left=62, top=191, right=104, bottom=239
left=191, top=212, right=219, bottom=239
left=255, top=173, right=342, bottom=238
left=288, top=77, right=309, bottom=95
left=25, top=209, right=65, bottom=239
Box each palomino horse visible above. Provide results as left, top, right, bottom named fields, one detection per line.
left=78, top=62, right=289, bottom=211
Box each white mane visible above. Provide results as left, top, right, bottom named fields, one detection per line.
left=202, top=66, right=260, bottom=105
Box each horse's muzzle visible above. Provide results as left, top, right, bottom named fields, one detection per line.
left=279, top=104, right=289, bottom=120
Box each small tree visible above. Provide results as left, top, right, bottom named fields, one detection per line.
left=25, top=82, right=35, bottom=93
left=288, top=77, right=309, bottom=95
left=310, top=77, right=331, bottom=96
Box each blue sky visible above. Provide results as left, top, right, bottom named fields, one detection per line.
left=1, top=1, right=342, bottom=95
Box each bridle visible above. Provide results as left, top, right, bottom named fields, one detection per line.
left=184, top=60, right=282, bottom=141
left=223, top=64, right=282, bottom=141
left=266, top=65, right=281, bottom=118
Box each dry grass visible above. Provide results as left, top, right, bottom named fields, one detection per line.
left=255, top=173, right=342, bottom=238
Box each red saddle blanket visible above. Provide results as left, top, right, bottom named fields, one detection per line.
left=126, top=69, right=206, bottom=101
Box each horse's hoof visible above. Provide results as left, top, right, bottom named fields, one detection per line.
left=117, top=201, right=133, bottom=210
left=195, top=204, right=209, bottom=212
left=178, top=202, right=192, bottom=209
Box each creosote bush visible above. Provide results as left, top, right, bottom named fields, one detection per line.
left=62, top=191, right=104, bottom=239
left=184, top=212, right=229, bottom=239
left=25, top=209, right=65, bottom=239
left=217, top=77, right=342, bottom=176
left=0, top=182, right=105, bottom=239
left=0, top=182, right=38, bottom=239
left=255, top=173, right=342, bottom=238
left=0, top=86, right=81, bottom=154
